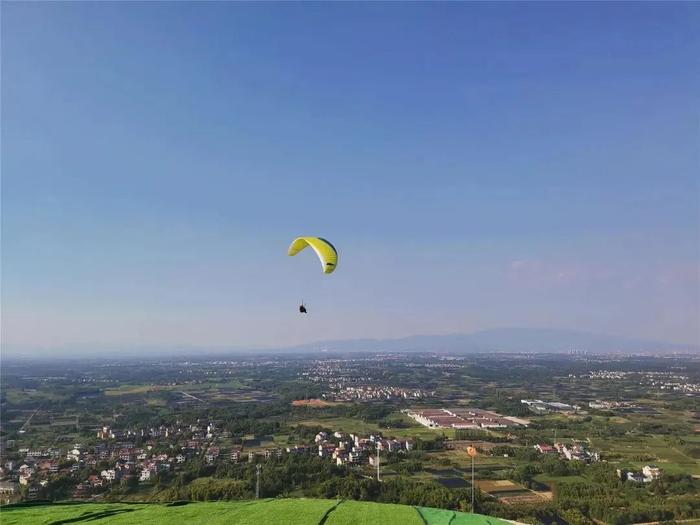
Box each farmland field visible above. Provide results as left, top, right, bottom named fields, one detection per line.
left=534, top=474, right=587, bottom=487
left=589, top=434, right=700, bottom=475
left=475, top=480, right=522, bottom=493
left=292, top=399, right=337, bottom=407
left=104, top=379, right=250, bottom=398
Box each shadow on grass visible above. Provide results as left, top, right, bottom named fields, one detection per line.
left=318, top=499, right=344, bottom=525
left=49, top=508, right=136, bottom=524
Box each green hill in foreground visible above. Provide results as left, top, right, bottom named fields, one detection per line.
left=0, top=498, right=513, bottom=525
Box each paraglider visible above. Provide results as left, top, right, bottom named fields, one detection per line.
left=288, top=237, right=338, bottom=313
left=287, top=237, right=338, bottom=274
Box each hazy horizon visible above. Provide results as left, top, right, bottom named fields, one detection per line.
left=2, top=326, right=698, bottom=360
left=3, top=3, right=699, bottom=354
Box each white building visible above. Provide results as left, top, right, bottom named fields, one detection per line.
left=643, top=465, right=662, bottom=480
left=101, top=469, right=117, bottom=481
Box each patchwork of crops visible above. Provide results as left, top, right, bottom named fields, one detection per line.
left=474, top=480, right=522, bottom=493
left=0, top=498, right=514, bottom=525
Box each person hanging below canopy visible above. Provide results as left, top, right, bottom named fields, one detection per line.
left=288, top=236, right=338, bottom=314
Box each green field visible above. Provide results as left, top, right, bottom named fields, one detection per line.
left=534, top=474, right=587, bottom=487
left=589, top=434, right=700, bottom=475
left=324, top=500, right=423, bottom=525
left=0, top=499, right=512, bottom=525
left=4, top=388, right=70, bottom=404
left=104, top=379, right=247, bottom=396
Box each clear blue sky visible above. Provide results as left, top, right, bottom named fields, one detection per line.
left=2, top=2, right=699, bottom=352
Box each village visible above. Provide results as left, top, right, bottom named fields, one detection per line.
left=300, top=358, right=435, bottom=402
left=329, top=386, right=433, bottom=402
left=583, top=370, right=700, bottom=394
left=533, top=442, right=599, bottom=463
left=0, top=419, right=417, bottom=503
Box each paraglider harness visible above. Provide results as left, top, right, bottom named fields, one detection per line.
left=299, top=302, right=307, bottom=314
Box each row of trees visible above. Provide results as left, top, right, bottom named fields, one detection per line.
left=556, top=477, right=700, bottom=525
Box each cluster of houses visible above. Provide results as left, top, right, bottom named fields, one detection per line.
left=301, top=359, right=436, bottom=402
left=0, top=450, right=63, bottom=503
left=586, top=370, right=700, bottom=394
left=302, top=361, right=369, bottom=389
left=0, top=420, right=230, bottom=501
left=0, top=419, right=417, bottom=502
left=617, top=465, right=663, bottom=484
left=534, top=442, right=600, bottom=462
left=314, top=431, right=413, bottom=466
left=332, top=386, right=432, bottom=402
left=587, top=370, right=629, bottom=380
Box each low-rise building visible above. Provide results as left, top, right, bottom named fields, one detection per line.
left=205, top=447, right=220, bottom=464
left=643, top=465, right=662, bottom=480
left=0, top=481, right=19, bottom=495
left=101, top=469, right=117, bottom=481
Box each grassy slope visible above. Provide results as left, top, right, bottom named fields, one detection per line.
left=0, top=500, right=336, bottom=525
left=324, top=500, right=423, bottom=525
left=0, top=499, right=513, bottom=525
left=418, top=507, right=513, bottom=525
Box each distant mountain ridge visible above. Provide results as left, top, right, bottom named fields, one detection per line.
left=3, top=327, right=697, bottom=359
left=291, top=327, right=699, bottom=354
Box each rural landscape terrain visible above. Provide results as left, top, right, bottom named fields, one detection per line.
left=1, top=351, right=698, bottom=524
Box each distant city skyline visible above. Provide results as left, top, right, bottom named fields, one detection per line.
left=2, top=2, right=699, bottom=353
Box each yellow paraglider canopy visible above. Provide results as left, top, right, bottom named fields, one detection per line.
left=288, top=237, right=338, bottom=274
